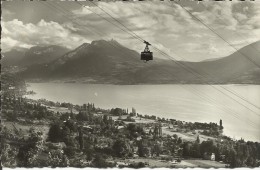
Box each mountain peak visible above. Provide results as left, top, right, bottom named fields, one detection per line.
left=90, top=39, right=122, bottom=47
left=91, top=39, right=109, bottom=46
left=110, top=39, right=122, bottom=46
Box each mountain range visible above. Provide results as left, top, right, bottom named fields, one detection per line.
left=2, top=40, right=260, bottom=84
left=2, top=45, right=70, bottom=67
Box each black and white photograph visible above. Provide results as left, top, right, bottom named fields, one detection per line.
left=1, top=0, right=260, bottom=168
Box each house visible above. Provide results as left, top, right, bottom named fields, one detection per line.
left=116, top=162, right=129, bottom=168
left=211, top=153, right=215, bottom=161
left=117, top=125, right=125, bottom=131
left=48, top=142, right=66, bottom=149
left=136, top=136, right=142, bottom=141
left=203, top=152, right=215, bottom=161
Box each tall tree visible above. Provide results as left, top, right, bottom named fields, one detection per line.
left=78, top=127, right=84, bottom=150
left=48, top=123, right=62, bottom=142
left=220, top=119, right=223, bottom=130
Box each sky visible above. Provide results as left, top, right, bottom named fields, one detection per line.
left=1, top=0, right=260, bottom=61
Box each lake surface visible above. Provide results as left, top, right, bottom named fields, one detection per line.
left=26, top=83, right=260, bottom=142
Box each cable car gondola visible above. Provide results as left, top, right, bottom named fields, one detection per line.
left=141, top=41, right=153, bottom=62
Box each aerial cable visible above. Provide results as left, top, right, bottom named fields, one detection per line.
left=56, top=2, right=258, bottom=125
left=77, top=1, right=260, bottom=115
left=169, top=1, right=260, bottom=110
left=60, top=1, right=143, bottom=58
left=199, top=2, right=260, bottom=54
left=89, top=1, right=145, bottom=43
left=40, top=2, right=101, bottom=40
left=172, top=1, right=260, bottom=69
left=75, top=1, right=154, bottom=60
left=130, top=2, right=260, bottom=112
left=41, top=1, right=140, bottom=63
left=195, top=2, right=260, bottom=110
left=72, top=1, right=260, bottom=127
left=38, top=1, right=259, bottom=128
left=148, top=41, right=260, bottom=114
left=76, top=1, right=144, bottom=44
left=88, top=1, right=260, bottom=125
left=74, top=1, right=260, bottom=117
left=152, top=45, right=260, bottom=112
left=152, top=45, right=260, bottom=117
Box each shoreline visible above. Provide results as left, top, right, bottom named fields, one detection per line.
left=23, top=97, right=260, bottom=143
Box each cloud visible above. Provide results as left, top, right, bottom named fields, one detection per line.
left=72, top=5, right=93, bottom=15
left=2, top=1, right=260, bottom=61
left=69, top=1, right=205, bottom=59
left=190, top=1, right=260, bottom=44
left=1, top=19, right=90, bottom=52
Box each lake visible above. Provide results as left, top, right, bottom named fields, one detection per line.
left=26, top=83, right=260, bottom=142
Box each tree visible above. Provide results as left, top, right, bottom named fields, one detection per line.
left=70, top=112, right=76, bottom=120
left=192, top=142, right=201, bottom=158
left=110, top=108, right=123, bottom=116
left=60, top=112, right=70, bottom=121
left=17, top=130, right=44, bottom=167
left=64, top=146, right=76, bottom=158
left=220, top=119, right=223, bottom=130
left=1, top=144, right=18, bottom=167
left=177, top=137, right=183, bottom=145
left=78, top=127, right=84, bottom=150
left=153, top=142, right=161, bottom=156
left=48, top=123, right=63, bottom=142
left=126, top=123, right=145, bottom=139
left=64, top=119, right=77, bottom=132
left=196, top=135, right=200, bottom=144
left=103, top=114, right=108, bottom=124
left=200, top=140, right=215, bottom=155
left=183, top=142, right=192, bottom=157
left=229, top=148, right=238, bottom=168
left=83, top=143, right=94, bottom=161
left=48, top=149, right=70, bottom=167
left=6, top=111, right=18, bottom=121
left=112, top=138, right=132, bottom=158
left=137, top=140, right=150, bottom=157
left=92, top=154, right=111, bottom=168
left=83, top=104, right=87, bottom=111
left=76, top=111, right=88, bottom=121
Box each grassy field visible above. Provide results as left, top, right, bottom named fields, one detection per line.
left=115, top=158, right=226, bottom=168
left=111, top=115, right=156, bottom=124
left=162, top=127, right=217, bottom=142
left=182, top=159, right=226, bottom=168
left=4, top=121, right=50, bottom=140
left=117, top=158, right=175, bottom=168
left=46, top=106, right=78, bottom=114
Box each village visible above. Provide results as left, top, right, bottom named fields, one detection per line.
left=1, top=73, right=260, bottom=168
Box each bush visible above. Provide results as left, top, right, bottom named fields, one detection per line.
left=64, top=146, right=76, bottom=158
left=129, top=162, right=145, bottom=168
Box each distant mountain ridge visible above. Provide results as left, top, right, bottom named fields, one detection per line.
left=7, top=40, right=260, bottom=84
left=2, top=45, right=70, bottom=67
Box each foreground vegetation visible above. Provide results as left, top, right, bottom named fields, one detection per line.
left=1, top=73, right=260, bottom=168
